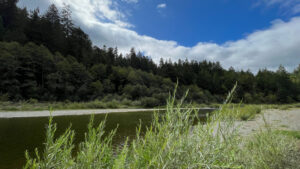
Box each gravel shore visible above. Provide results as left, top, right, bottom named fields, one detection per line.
left=237, top=108, right=300, bottom=135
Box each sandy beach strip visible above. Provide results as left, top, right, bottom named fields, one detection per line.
left=0, top=108, right=215, bottom=118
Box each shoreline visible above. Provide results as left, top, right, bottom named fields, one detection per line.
left=0, top=107, right=215, bottom=118
left=237, top=108, right=300, bottom=136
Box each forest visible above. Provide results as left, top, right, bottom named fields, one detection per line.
left=1, top=0, right=300, bottom=107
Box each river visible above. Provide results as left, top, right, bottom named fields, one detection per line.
left=0, top=109, right=213, bottom=169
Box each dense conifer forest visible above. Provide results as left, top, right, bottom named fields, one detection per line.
left=1, top=0, right=300, bottom=106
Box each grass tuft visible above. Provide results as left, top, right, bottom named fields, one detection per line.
left=275, top=130, right=300, bottom=140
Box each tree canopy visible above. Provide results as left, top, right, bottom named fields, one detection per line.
left=0, top=2, right=299, bottom=105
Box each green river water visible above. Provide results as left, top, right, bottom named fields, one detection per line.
left=0, top=109, right=213, bottom=169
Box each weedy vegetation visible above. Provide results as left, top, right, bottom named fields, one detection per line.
left=275, top=130, right=300, bottom=140
left=0, top=99, right=142, bottom=111
left=24, top=86, right=299, bottom=169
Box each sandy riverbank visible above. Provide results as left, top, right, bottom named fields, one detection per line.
left=0, top=108, right=215, bottom=118
left=0, top=109, right=160, bottom=118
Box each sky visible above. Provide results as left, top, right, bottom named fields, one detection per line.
left=17, top=0, right=300, bottom=72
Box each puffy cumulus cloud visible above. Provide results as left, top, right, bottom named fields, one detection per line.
left=255, top=0, right=300, bottom=14
left=18, top=0, right=300, bottom=72
left=183, top=17, right=300, bottom=72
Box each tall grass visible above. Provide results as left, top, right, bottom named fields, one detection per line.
left=222, top=104, right=262, bottom=121
left=24, top=86, right=299, bottom=168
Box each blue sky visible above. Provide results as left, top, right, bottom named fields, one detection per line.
left=129, top=1, right=271, bottom=46
left=125, top=0, right=296, bottom=46
left=18, top=0, right=300, bottom=72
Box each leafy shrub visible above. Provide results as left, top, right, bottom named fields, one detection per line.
left=120, top=98, right=132, bottom=106
left=0, top=93, right=9, bottom=101
left=265, top=94, right=277, bottom=103
left=241, top=130, right=298, bottom=168
left=106, top=100, right=119, bottom=108
left=27, top=98, right=38, bottom=104
left=85, top=100, right=105, bottom=109
left=24, top=87, right=298, bottom=168
left=236, top=105, right=262, bottom=121
left=243, top=92, right=253, bottom=103
left=140, top=97, right=160, bottom=108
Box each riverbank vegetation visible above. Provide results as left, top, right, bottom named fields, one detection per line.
left=275, top=130, right=300, bottom=140
left=1, top=1, right=300, bottom=106
left=221, top=104, right=262, bottom=121
left=24, top=89, right=299, bottom=168
left=2, top=99, right=300, bottom=115
left=0, top=100, right=141, bottom=111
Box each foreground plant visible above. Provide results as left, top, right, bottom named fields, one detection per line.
left=24, top=86, right=298, bottom=169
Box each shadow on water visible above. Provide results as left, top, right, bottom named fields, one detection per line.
left=0, top=109, right=214, bottom=169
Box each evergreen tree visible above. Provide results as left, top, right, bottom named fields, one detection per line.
left=0, top=2, right=299, bottom=104
left=61, top=3, right=73, bottom=37
left=0, top=16, right=4, bottom=40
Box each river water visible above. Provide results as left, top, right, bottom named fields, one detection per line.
left=0, top=109, right=213, bottom=169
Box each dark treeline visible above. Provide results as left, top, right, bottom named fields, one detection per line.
left=1, top=1, right=300, bottom=106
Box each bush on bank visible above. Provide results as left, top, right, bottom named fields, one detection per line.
left=24, top=88, right=299, bottom=169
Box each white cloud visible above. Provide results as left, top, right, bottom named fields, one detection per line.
left=256, top=0, right=300, bottom=14
left=157, top=3, right=167, bottom=9
left=18, top=0, right=300, bottom=72
left=18, top=0, right=133, bottom=28
left=121, top=0, right=138, bottom=3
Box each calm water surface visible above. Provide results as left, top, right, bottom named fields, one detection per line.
left=0, top=109, right=213, bottom=169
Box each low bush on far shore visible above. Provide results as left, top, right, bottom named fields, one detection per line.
left=1, top=96, right=300, bottom=113
left=234, top=105, right=262, bottom=121
left=0, top=99, right=144, bottom=111
left=0, top=99, right=218, bottom=111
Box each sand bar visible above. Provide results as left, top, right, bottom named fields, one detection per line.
left=0, top=108, right=215, bottom=118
